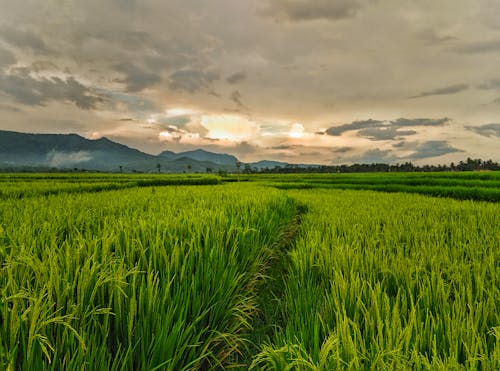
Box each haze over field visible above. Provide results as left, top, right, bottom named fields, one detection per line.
left=0, top=0, right=499, bottom=164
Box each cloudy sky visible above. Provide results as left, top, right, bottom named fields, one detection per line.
left=0, top=0, right=499, bottom=164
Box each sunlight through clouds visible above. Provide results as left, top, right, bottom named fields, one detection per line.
left=288, top=123, right=305, bottom=138
left=201, top=114, right=258, bottom=141
left=0, top=0, right=498, bottom=163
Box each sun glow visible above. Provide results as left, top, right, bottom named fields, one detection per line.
left=289, top=123, right=305, bottom=138
left=165, top=108, right=198, bottom=116
left=201, top=114, right=257, bottom=141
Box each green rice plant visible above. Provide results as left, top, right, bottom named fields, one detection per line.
left=260, top=171, right=500, bottom=202
left=0, top=175, right=221, bottom=200
left=253, top=189, right=500, bottom=369
left=2, top=174, right=499, bottom=370
left=0, top=183, right=296, bottom=370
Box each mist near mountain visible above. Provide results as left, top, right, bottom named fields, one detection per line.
left=0, top=130, right=298, bottom=172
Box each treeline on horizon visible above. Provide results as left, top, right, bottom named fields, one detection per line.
left=253, top=157, right=500, bottom=174
left=0, top=157, right=499, bottom=174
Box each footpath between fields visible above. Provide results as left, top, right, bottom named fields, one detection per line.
left=237, top=202, right=308, bottom=368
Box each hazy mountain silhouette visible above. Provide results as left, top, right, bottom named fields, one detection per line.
left=159, top=148, right=238, bottom=166
left=0, top=130, right=296, bottom=172
left=250, top=160, right=289, bottom=169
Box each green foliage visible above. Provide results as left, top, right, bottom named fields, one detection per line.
left=252, top=171, right=500, bottom=201
left=253, top=189, right=500, bottom=369
left=0, top=183, right=296, bottom=369
left=0, top=174, right=221, bottom=200
left=1, top=174, right=499, bottom=369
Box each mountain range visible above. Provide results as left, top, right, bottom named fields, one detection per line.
left=0, top=130, right=299, bottom=172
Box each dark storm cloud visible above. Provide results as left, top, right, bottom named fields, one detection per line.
left=158, top=115, right=191, bottom=128
left=226, top=72, right=246, bottom=84
left=0, top=46, right=16, bottom=68
left=407, top=141, right=463, bottom=160
left=325, top=118, right=449, bottom=140
left=230, top=90, right=247, bottom=109
left=162, top=125, right=184, bottom=134
left=392, top=141, right=406, bottom=148
left=410, top=84, right=470, bottom=99
left=235, top=141, right=258, bottom=155
left=270, top=144, right=295, bottom=150
left=115, top=62, right=162, bottom=92
left=168, top=69, right=220, bottom=93
left=260, top=0, right=362, bottom=22
left=0, top=25, right=53, bottom=55
left=332, top=146, right=353, bottom=153
left=357, top=127, right=417, bottom=141
left=392, top=118, right=450, bottom=127
left=451, top=39, right=500, bottom=54
left=465, top=123, right=500, bottom=138
left=0, top=70, right=103, bottom=109
left=326, top=119, right=383, bottom=136
left=349, top=148, right=398, bottom=164
left=344, top=140, right=462, bottom=164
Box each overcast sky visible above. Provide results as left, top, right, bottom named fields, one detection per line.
left=0, top=0, right=499, bottom=164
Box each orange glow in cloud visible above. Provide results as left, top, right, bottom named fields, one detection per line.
left=201, top=114, right=258, bottom=141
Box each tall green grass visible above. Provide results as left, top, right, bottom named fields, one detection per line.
left=269, top=182, right=500, bottom=202
left=252, top=189, right=500, bottom=369
left=0, top=184, right=296, bottom=369
left=249, top=171, right=500, bottom=202
left=0, top=175, right=221, bottom=200
left=1, top=174, right=498, bottom=369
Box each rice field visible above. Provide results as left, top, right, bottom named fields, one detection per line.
left=248, top=172, right=500, bottom=202
left=0, top=174, right=220, bottom=200
left=252, top=190, right=499, bottom=369
left=0, top=172, right=499, bottom=369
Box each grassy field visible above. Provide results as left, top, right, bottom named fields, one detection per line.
left=0, top=172, right=499, bottom=369
left=0, top=174, right=220, bottom=200
left=252, top=190, right=499, bottom=369
left=246, top=171, right=500, bottom=202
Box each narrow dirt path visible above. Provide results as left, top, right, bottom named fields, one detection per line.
left=236, top=202, right=308, bottom=368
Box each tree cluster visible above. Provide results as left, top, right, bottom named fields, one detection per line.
left=253, top=158, right=500, bottom=174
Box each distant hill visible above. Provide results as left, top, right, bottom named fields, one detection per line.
left=159, top=148, right=238, bottom=166
left=0, top=130, right=311, bottom=173
left=249, top=160, right=289, bottom=169
left=0, top=130, right=240, bottom=172
left=0, top=130, right=156, bottom=171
